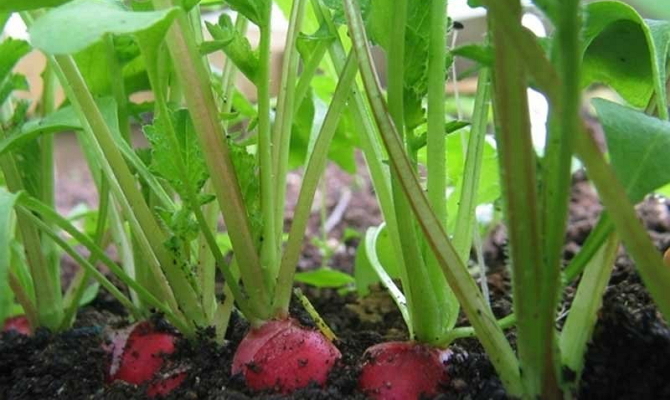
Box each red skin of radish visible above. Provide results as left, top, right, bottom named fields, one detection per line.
left=2, top=315, right=31, bottom=335
left=232, top=318, right=341, bottom=393
left=358, top=341, right=452, bottom=400
left=106, top=321, right=186, bottom=397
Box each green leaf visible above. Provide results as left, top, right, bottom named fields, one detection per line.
left=30, top=0, right=180, bottom=55
left=296, top=25, right=334, bottom=62
left=228, top=141, right=263, bottom=243
left=451, top=44, right=493, bottom=66
left=593, top=99, right=670, bottom=203
left=144, top=109, right=209, bottom=197
left=0, top=0, right=72, bottom=12
left=0, top=38, right=31, bottom=86
left=0, top=74, right=29, bottom=107
left=73, top=35, right=147, bottom=97
left=223, top=0, right=270, bottom=27
left=0, top=188, right=19, bottom=325
left=412, top=120, right=470, bottom=150
left=294, top=268, right=355, bottom=288
left=582, top=1, right=670, bottom=112
left=321, top=0, right=370, bottom=27
left=203, top=15, right=259, bottom=82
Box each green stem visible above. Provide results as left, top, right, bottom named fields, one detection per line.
left=272, top=0, right=306, bottom=256
left=257, top=18, right=279, bottom=292
left=343, top=0, right=522, bottom=394
left=50, top=53, right=201, bottom=326
left=575, top=126, right=670, bottom=322
left=444, top=313, right=516, bottom=343
left=452, top=69, right=491, bottom=262
left=311, top=0, right=411, bottom=335
left=488, top=1, right=558, bottom=397
left=560, top=232, right=619, bottom=392
left=104, top=35, right=131, bottom=142
left=61, top=178, right=110, bottom=329
left=21, top=208, right=143, bottom=321
left=0, top=143, right=62, bottom=330
left=564, top=215, right=613, bottom=282
left=292, top=41, right=328, bottom=118
left=388, top=0, right=444, bottom=344
left=426, top=0, right=448, bottom=228
left=20, top=196, right=192, bottom=334
left=424, top=0, right=459, bottom=334
left=273, top=53, right=357, bottom=314
left=152, top=0, right=270, bottom=318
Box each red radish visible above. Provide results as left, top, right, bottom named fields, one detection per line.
left=106, top=321, right=186, bottom=397
left=232, top=318, right=341, bottom=393
left=2, top=315, right=31, bottom=335
left=358, top=341, right=452, bottom=400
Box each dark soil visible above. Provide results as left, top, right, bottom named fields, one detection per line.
left=2, top=154, right=670, bottom=399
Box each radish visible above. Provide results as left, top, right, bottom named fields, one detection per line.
left=358, top=341, right=452, bottom=400
left=106, top=321, right=186, bottom=397
left=2, top=315, right=31, bottom=335
left=232, top=318, right=341, bottom=393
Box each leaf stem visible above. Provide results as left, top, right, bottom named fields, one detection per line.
left=272, top=52, right=357, bottom=314
left=272, top=0, right=306, bottom=256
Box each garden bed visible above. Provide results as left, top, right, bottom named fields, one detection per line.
left=2, top=172, right=669, bottom=400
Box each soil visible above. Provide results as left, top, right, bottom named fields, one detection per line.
left=2, top=135, right=670, bottom=399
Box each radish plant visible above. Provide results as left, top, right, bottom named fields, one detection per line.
left=0, top=0, right=364, bottom=394
left=340, top=0, right=670, bottom=398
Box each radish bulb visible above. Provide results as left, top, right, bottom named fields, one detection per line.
left=358, top=341, right=452, bottom=400
left=232, top=318, right=341, bottom=393
left=2, top=315, right=31, bottom=335
left=106, top=321, right=186, bottom=397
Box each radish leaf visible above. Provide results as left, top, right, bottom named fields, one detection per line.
left=0, top=0, right=72, bottom=12
left=30, top=0, right=179, bottom=55
left=593, top=98, right=670, bottom=203
left=582, top=1, right=670, bottom=113
left=203, top=14, right=259, bottom=83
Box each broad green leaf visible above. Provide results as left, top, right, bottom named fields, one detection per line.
left=444, top=129, right=500, bottom=229
left=294, top=268, right=355, bottom=288
left=203, top=15, right=259, bottom=82
left=582, top=1, right=670, bottom=112
left=593, top=99, right=670, bottom=203
left=289, top=89, right=316, bottom=169
left=0, top=0, right=71, bottom=12
left=0, top=188, right=19, bottom=325
left=367, top=0, right=391, bottom=48
left=30, top=0, right=180, bottom=55
left=0, top=97, right=119, bottom=158
left=0, top=38, right=31, bottom=85
left=73, top=35, right=147, bottom=97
